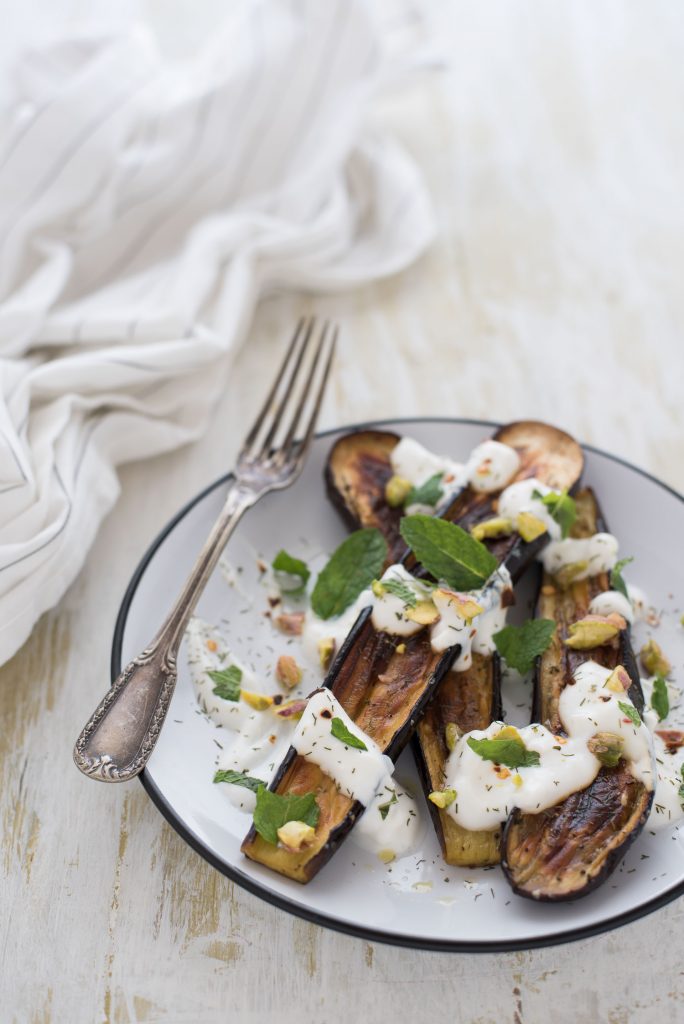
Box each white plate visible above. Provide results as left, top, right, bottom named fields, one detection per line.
left=112, top=418, right=684, bottom=951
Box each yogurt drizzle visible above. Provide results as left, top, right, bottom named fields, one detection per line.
left=443, top=660, right=655, bottom=832
left=390, top=436, right=521, bottom=512
left=291, top=688, right=421, bottom=857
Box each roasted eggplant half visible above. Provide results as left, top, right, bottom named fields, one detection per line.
left=501, top=488, right=653, bottom=901
left=241, top=613, right=458, bottom=882
left=325, top=420, right=585, bottom=866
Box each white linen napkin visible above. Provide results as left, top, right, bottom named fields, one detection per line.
left=0, top=0, right=435, bottom=666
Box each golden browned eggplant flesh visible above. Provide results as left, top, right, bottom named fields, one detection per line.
left=502, top=489, right=654, bottom=901
left=241, top=619, right=457, bottom=882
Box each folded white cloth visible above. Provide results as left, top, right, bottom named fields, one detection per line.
left=0, top=0, right=434, bottom=666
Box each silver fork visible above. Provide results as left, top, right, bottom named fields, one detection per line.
left=73, top=317, right=337, bottom=783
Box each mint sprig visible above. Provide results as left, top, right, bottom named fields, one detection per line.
left=208, top=665, right=242, bottom=702
left=618, top=701, right=641, bottom=728
left=532, top=488, right=577, bottom=538
left=493, top=619, right=556, bottom=675
left=330, top=716, right=368, bottom=751
left=272, top=549, right=310, bottom=593
left=405, top=473, right=443, bottom=509
left=610, top=556, right=634, bottom=600
left=399, top=515, right=497, bottom=591
left=214, top=769, right=263, bottom=792
left=467, top=735, right=540, bottom=768
left=252, top=787, right=320, bottom=845
left=651, top=675, right=669, bottom=722
left=311, top=528, right=387, bottom=620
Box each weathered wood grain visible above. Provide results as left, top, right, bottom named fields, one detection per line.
left=3, top=2, right=684, bottom=1022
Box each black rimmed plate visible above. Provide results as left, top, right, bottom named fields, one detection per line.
left=112, top=418, right=684, bottom=951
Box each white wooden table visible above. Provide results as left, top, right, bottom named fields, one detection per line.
left=3, top=4, right=684, bottom=1021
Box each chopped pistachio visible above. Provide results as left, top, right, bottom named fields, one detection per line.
left=433, top=588, right=483, bottom=625
left=241, top=690, right=273, bottom=711
left=512, top=774, right=523, bottom=789
left=494, top=725, right=523, bottom=743
left=470, top=516, right=514, bottom=542
left=275, top=654, right=302, bottom=689
left=377, top=849, right=396, bottom=864
left=428, top=788, right=457, bottom=809
left=277, top=820, right=316, bottom=851
left=385, top=475, right=412, bottom=507
left=445, top=722, right=461, bottom=751
left=640, top=638, right=672, bottom=677
left=564, top=615, right=623, bottom=650
left=516, top=511, right=548, bottom=542
left=274, top=611, right=305, bottom=635
left=371, top=579, right=386, bottom=598
left=273, top=698, right=307, bottom=720
left=406, top=600, right=440, bottom=625
left=587, top=731, right=624, bottom=768
left=604, top=665, right=631, bottom=693
left=318, top=637, right=336, bottom=670
left=395, top=642, right=406, bottom=654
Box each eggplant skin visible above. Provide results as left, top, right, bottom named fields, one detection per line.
left=501, top=766, right=653, bottom=902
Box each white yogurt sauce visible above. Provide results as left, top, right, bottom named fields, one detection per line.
left=301, top=588, right=373, bottom=664
left=186, top=617, right=297, bottom=811
left=465, top=440, right=521, bottom=494
left=589, top=590, right=635, bottom=623
left=444, top=659, right=655, bottom=831
left=389, top=435, right=520, bottom=514
left=370, top=564, right=435, bottom=636
left=430, top=566, right=513, bottom=670
left=291, top=688, right=421, bottom=856
left=541, top=533, right=619, bottom=579
left=648, top=731, right=684, bottom=829
left=497, top=478, right=561, bottom=540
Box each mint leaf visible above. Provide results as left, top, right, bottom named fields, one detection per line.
left=618, top=700, right=641, bottom=727
left=493, top=619, right=556, bottom=674
left=532, top=489, right=577, bottom=539
left=610, top=556, right=634, bottom=600
left=272, top=549, right=310, bottom=593
left=651, top=675, right=669, bottom=722
left=378, top=790, right=398, bottom=820
left=330, top=716, right=368, bottom=750
left=467, top=735, right=540, bottom=768
left=213, top=769, right=263, bottom=792
left=405, top=473, right=443, bottom=509
left=311, top=528, right=387, bottom=619
left=252, top=787, right=320, bottom=845
left=399, top=515, right=497, bottom=591
left=380, top=577, right=418, bottom=607
left=208, top=666, right=242, bottom=701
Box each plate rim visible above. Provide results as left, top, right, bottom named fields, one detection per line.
left=111, top=416, right=684, bottom=953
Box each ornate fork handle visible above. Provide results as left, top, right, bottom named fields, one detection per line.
left=73, top=480, right=257, bottom=782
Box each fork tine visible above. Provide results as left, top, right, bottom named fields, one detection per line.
left=255, top=317, right=317, bottom=457
left=239, top=316, right=310, bottom=457
left=287, top=324, right=337, bottom=467
left=277, top=321, right=331, bottom=456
